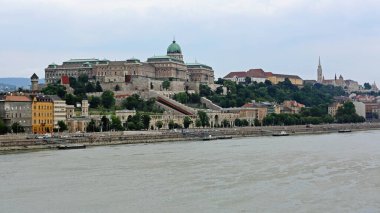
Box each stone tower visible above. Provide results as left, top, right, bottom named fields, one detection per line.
left=317, top=57, right=323, bottom=83
left=81, top=99, right=89, bottom=117
left=30, top=73, right=39, bottom=91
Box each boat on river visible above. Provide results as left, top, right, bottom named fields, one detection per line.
left=272, top=131, right=289, bottom=136
left=338, top=129, right=352, bottom=133
left=57, top=144, right=86, bottom=150
left=203, top=135, right=233, bottom=141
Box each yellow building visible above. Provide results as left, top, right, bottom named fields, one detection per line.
left=267, top=74, right=303, bottom=86
left=32, top=96, right=54, bottom=134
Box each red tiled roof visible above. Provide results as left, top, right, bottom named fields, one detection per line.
left=4, top=96, right=31, bottom=102
left=224, top=72, right=247, bottom=78
left=247, top=69, right=272, bottom=78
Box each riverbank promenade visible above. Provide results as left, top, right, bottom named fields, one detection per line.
left=1, top=123, right=380, bottom=152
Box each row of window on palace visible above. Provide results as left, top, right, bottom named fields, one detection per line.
left=33, top=119, right=53, bottom=124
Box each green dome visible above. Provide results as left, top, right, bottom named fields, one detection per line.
left=167, top=40, right=182, bottom=54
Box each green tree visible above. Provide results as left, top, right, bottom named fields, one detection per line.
left=65, top=94, right=77, bottom=106
left=168, top=120, right=175, bottom=129
left=197, top=111, right=210, bottom=127
left=200, top=84, right=213, bottom=96
left=162, top=80, right=170, bottom=90
left=195, top=119, right=202, bottom=128
left=174, top=92, right=189, bottom=104
left=141, top=114, right=151, bottom=130
left=222, top=119, right=230, bottom=128
left=215, top=86, right=224, bottom=95
left=254, top=118, right=261, bottom=126
left=245, top=77, right=252, bottom=85
left=183, top=116, right=193, bottom=129
left=86, top=119, right=99, bottom=132
left=364, top=83, right=372, bottom=90
left=0, top=120, right=8, bottom=135
left=95, top=81, right=103, bottom=92
left=78, top=74, right=89, bottom=83
left=241, top=119, right=249, bottom=126
left=155, top=120, right=163, bottom=129
left=101, top=91, right=115, bottom=109
left=336, top=102, right=365, bottom=123
left=41, top=84, right=67, bottom=98
left=89, top=96, right=101, bottom=109
left=234, top=118, right=242, bottom=127
left=85, top=83, right=96, bottom=93
left=111, top=115, right=124, bottom=131
left=57, top=120, right=68, bottom=132
left=11, top=122, right=24, bottom=134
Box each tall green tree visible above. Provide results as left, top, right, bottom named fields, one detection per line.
left=87, top=119, right=99, bottom=132
left=183, top=116, right=193, bottom=129
left=364, top=83, right=372, bottom=90
left=57, top=121, right=68, bottom=132
left=11, top=122, right=24, bottom=134
left=101, top=91, right=115, bottom=109
left=141, top=114, right=151, bottom=130
left=89, top=96, right=101, bottom=109
left=95, top=81, right=103, bottom=92
left=162, top=80, right=170, bottom=90
left=155, top=120, right=163, bottom=129
left=173, top=92, right=189, bottom=104
left=0, top=119, right=8, bottom=135
left=197, top=111, right=210, bottom=127
left=111, top=115, right=124, bottom=131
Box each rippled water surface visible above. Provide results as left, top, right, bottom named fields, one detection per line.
left=1, top=131, right=380, bottom=213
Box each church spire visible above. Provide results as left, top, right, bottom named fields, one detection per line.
left=317, top=56, right=323, bottom=83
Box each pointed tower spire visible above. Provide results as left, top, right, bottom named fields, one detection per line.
left=317, top=56, right=323, bottom=83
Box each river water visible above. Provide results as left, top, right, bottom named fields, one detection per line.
left=1, top=131, right=380, bottom=213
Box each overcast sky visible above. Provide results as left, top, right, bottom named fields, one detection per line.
left=0, top=0, right=379, bottom=84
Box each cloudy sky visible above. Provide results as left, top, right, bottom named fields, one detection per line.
left=0, top=0, right=379, bottom=84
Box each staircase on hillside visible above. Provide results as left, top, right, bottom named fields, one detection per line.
left=149, top=91, right=197, bottom=116
left=200, top=97, right=223, bottom=110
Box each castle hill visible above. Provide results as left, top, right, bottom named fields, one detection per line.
left=0, top=39, right=379, bottom=151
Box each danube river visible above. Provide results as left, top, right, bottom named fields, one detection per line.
left=1, top=130, right=380, bottom=213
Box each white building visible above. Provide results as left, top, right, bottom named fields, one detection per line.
left=353, top=101, right=366, bottom=118
left=51, top=96, right=67, bottom=129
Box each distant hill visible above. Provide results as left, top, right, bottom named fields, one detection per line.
left=0, top=78, right=45, bottom=89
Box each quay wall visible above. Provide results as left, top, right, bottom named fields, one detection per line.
left=1, top=123, right=380, bottom=152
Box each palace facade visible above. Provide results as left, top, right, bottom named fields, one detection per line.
left=45, top=40, right=215, bottom=88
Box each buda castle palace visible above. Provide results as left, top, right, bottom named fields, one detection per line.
left=45, top=40, right=215, bottom=93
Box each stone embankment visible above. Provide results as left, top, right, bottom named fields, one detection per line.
left=1, top=123, right=380, bottom=152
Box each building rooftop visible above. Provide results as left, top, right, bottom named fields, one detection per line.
left=224, top=71, right=247, bottom=78
left=2, top=95, right=31, bottom=102
left=147, top=55, right=184, bottom=63
left=186, top=63, right=213, bottom=70
left=31, top=73, right=39, bottom=80
left=167, top=40, right=182, bottom=54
